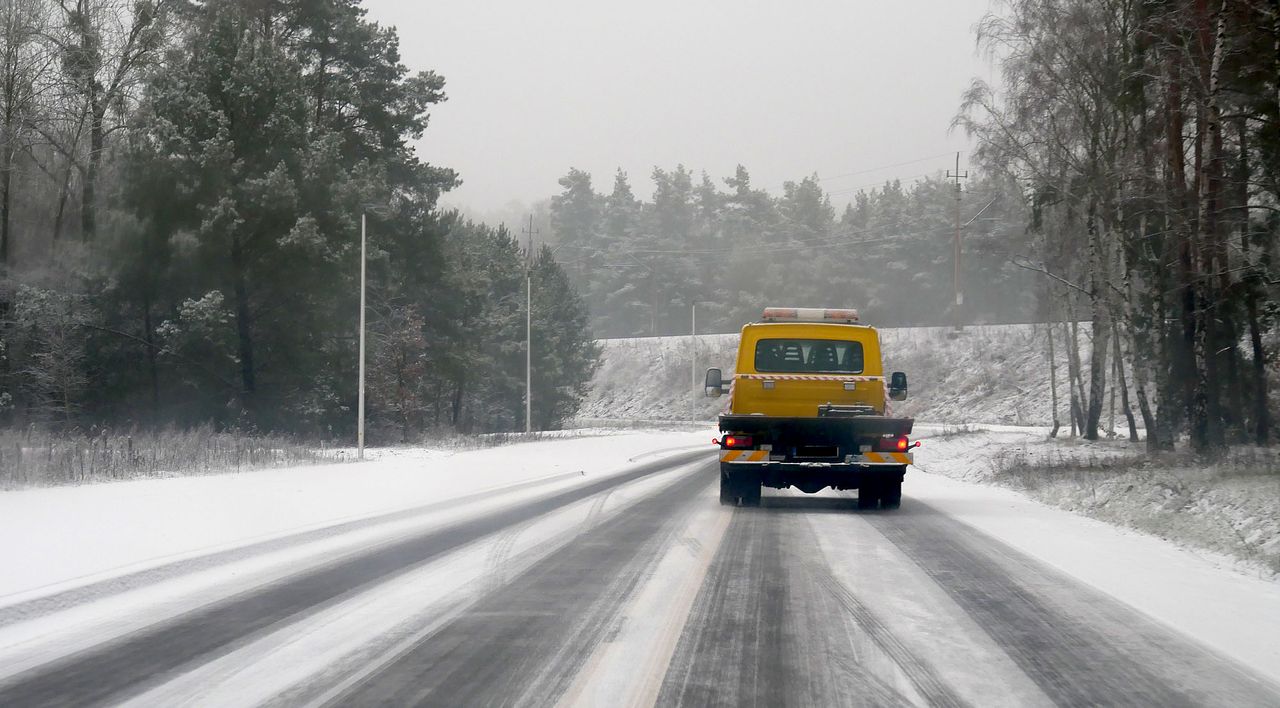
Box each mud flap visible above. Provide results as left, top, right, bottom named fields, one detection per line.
left=720, top=464, right=762, bottom=507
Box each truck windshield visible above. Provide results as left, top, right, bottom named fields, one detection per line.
left=753, top=339, right=864, bottom=374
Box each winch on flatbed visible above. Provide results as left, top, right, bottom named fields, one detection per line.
left=705, top=307, right=914, bottom=510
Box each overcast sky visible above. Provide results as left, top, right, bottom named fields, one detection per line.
left=362, top=0, right=998, bottom=219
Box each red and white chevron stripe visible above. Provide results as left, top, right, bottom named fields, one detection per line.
left=735, top=374, right=884, bottom=383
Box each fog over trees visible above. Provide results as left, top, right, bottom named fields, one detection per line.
left=544, top=165, right=1036, bottom=337
left=546, top=0, right=1280, bottom=456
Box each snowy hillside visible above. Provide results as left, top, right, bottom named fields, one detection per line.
left=580, top=334, right=738, bottom=422
left=580, top=324, right=1081, bottom=426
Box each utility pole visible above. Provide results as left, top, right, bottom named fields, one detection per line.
left=649, top=269, right=657, bottom=337
left=691, top=301, right=714, bottom=390
left=523, top=215, right=539, bottom=433
left=358, top=212, right=367, bottom=459
left=946, top=152, right=968, bottom=333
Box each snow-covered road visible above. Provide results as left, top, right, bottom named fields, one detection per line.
left=1, top=429, right=1278, bottom=706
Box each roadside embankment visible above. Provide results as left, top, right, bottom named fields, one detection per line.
left=580, top=324, right=1078, bottom=427
left=915, top=427, right=1280, bottom=578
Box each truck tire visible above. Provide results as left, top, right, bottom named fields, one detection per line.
left=880, top=481, right=902, bottom=510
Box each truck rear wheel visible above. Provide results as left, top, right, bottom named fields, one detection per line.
left=880, top=481, right=902, bottom=510
left=858, top=481, right=902, bottom=510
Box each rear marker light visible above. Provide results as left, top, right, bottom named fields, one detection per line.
left=723, top=435, right=754, bottom=449
left=875, top=435, right=910, bottom=453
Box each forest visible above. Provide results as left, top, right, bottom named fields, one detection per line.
left=0, top=0, right=599, bottom=441
left=959, top=0, right=1280, bottom=454
left=545, top=164, right=1038, bottom=337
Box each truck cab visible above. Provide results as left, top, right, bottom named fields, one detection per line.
left=706, top=307, right=913, bottom=510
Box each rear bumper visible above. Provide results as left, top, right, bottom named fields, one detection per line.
left=718, top=454, right=907, bottom=492
left=719, top=415, right=914, bottom=439
left=719, top=451, right=912, bottom=467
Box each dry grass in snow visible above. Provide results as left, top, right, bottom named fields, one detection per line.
left=923, top=431, right=1280, bottom=578
left=0, top=426, right=334, bottom=490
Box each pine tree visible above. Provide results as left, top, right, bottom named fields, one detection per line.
left=530, top=245, right=600, bottom=429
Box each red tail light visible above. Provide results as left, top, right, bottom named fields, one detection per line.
left=875, top=435, right=909, bottom=452
left=722, top=435, right=754, bottom=449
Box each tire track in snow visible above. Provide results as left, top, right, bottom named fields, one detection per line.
left=868, top=502, right=1280, bottom=707
left=0, top=450, right=713, bottom=707
left=325, top=461, right=717, bottom=706
left=656, top=503, right=920, bottom=707
left=655, top=508, right=790, bottom=706
left=792, top=513, right=969, bottom=708
left=481, top=518, right=536, bottom=594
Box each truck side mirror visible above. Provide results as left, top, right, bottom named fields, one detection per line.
left=705, top=368, right=724, bottom=398
left=889, top=371, right=908, bottom=401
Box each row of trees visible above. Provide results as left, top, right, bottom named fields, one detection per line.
left=0, top=0, right=599, bottom=438
left=958, top=0, right=1280, bottom=453
left=547, top=164, right=1039, bottom=339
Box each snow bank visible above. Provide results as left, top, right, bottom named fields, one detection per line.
left=581, top=334, right=737, bottom=422
left=915, top=427, right=1280, bottom=579
left=581, top=324, right=1082, bottom=426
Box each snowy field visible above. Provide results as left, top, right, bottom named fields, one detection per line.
left=1, top=429, right=1278, bottom=704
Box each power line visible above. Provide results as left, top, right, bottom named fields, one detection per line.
left=818, top=151, right=960, bottom=183
left=761, top=151, right=962, bottom=196
left=824, top=172, right=942, bottom=197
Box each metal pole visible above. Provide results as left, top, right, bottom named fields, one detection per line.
left=525, top=215, right=533, bottom=434
left=691, top=304, right=697, bottom=391
left=358, top=212, right=366, bottom=459
left=526, top=273, right=532, bottom=433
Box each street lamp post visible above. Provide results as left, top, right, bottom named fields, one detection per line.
left=526, top=266, right=532, bottom=434
left=691, top=303, right=697, bottom=391
left=523, top=215, right=537, bottom=434
left=691, top=302, right=714, bottom=391
left=358, top=212, right=367, bottom=460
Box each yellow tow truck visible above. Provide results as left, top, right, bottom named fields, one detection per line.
left=705, top=307, right=914, bottom=509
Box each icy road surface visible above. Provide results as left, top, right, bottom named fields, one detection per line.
left=1, top=429, right=1279, bottom=706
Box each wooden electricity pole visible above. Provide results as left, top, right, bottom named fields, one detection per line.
left=946, top=152, right=968, bottom=332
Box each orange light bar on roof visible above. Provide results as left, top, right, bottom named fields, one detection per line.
left=761, top=307, right=859, bottom=323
